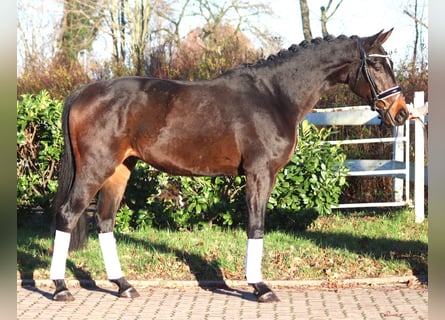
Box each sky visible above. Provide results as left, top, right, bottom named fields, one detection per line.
left=264, top=0, right=428, bottom=65
left=17, top=0, right=428, bottom=74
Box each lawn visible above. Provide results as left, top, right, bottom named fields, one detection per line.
left=17, top=208, right=427, bottom=282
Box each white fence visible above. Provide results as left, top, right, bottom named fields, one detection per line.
left=304, top=91, right=428, bottom=223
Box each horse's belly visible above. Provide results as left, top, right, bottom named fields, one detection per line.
left=141, top=137, right=241, bottom=176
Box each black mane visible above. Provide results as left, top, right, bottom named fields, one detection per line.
left=236, top=34, right=359, bottom=70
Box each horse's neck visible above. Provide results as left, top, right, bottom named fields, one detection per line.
left=258, top=42, right=357, bottom=123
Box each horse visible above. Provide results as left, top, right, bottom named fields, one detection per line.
left=49, top=29, right=408, bottom=303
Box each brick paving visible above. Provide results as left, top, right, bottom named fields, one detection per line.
left=17, top=280, right=427, bottom=319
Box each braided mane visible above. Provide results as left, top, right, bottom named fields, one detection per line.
left=239, top=34, right=358, bottom=69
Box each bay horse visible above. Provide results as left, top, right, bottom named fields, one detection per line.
left=50, top=29, right=408, bottom=302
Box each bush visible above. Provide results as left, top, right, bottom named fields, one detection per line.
left=120, top=166, right=246, bottom=232
left=269, top=120, right=348, bottom=217
left=17, top=57, right=89, bottom=101
left=17, top=91, right=63, bottom=216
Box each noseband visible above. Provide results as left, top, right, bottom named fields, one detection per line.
left=355, top=39, right=402, bottom=126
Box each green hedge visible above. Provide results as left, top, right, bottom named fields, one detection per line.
left=17, top=91, right=348, bottom=230
left=17, top=91, right=63, bottom=214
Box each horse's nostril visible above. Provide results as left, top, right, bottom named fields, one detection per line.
left=395, top=109, right=409, bottom=125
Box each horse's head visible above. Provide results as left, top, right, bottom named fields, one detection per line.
left=348, top=29, right=409, bottom=126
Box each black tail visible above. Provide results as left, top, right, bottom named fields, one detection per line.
left=52, top=89, right=89, bottom=251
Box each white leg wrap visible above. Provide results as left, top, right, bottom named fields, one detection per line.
left=245, top=238, right=263, bottom=283
left=99, top=232, right=123, bottom=280
left=50, top=230, right=71, bottom=280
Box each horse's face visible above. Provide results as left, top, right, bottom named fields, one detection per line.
left=349, top=29, right=409, bottom=127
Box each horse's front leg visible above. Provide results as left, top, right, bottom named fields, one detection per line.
left=245, top=171, right=280, bottom=303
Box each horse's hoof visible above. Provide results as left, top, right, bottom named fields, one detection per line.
left=110, top=277, right=140, bottom=298
left=119, top=286, right=140, bottom=298
left=53, top=290, right=75, bottom=302
left=251, top=282, right=280, bottom=303
left=257, top=290, right=280, bottom=302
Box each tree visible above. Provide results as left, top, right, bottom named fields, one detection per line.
left=298, top=0, right=344, bottom=40
left=19, top=0, right=274, bottom=82
left=166, top=0, right=270, bottom=80
left=299, top=0, right=312, bottom=41
left=106, top=0, right=127, bottom=68
left=128, top=0, right=160, bottom=75
left=17, top=0, right=62, bottom=75
left=101, top=0, right=167, bottom=76
left=403, top=0, right=428, bottom=69
left=17, top=0, right=95, bottom=99
left=56, top=0, right=101, bottom=63
left=171, top=23, right=258, bottom=80
left=320, top=0, right=343, bottom=37
left=162, top=0, right=271, bottom=55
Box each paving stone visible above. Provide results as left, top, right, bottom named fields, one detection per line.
left=17, top=283, right=428, bottom=319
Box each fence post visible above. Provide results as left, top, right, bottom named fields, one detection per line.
left=414, top=91, right=425, bottom=223
left=392, top=122, right=405, bottom=202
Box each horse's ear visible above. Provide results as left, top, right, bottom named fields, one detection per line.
left=364, top=28, right=393, bottom=50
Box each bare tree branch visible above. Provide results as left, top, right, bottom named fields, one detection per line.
left=320, top=0, right=343, bottom=37
left=403, top=9, right=428, bottom=29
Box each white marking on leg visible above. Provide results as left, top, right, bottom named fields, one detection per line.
left=99, top=232, right=124, bottom=280
left=50, top=230, right=71, bottom=280
left=245, top=238, right=263, bottom=283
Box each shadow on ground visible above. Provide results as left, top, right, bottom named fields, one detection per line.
left=17, top=209, right=427, bottom=301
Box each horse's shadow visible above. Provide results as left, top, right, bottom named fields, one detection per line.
left=18, top=244, right=118, bottom=300
left=17, top=226, right=256, bottom=301
left=18, top=209, right=427, bottom=301
left=115, top=233, right=258, bottom=301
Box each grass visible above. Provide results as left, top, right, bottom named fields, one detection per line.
left=17, top=208, right=427, bottom=282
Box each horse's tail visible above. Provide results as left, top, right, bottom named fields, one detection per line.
left=53, top=89, right=89, bottom=252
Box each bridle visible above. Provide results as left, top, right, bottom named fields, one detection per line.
left=355, top=38, right=402, bottom=126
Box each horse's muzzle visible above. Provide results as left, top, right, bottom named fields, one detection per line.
left=394, top=108, right=409, bottom=126
left=375, top=93, right=409, bottom=127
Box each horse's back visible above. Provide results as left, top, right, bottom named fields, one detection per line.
left=65, top=77, right=245, bottom=176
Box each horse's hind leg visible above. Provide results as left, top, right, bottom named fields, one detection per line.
left=51, top=180, right=102, bottom=301
left=95, top=158, right=140, bottom=298
left=51, top=158, right=136, bottom=301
